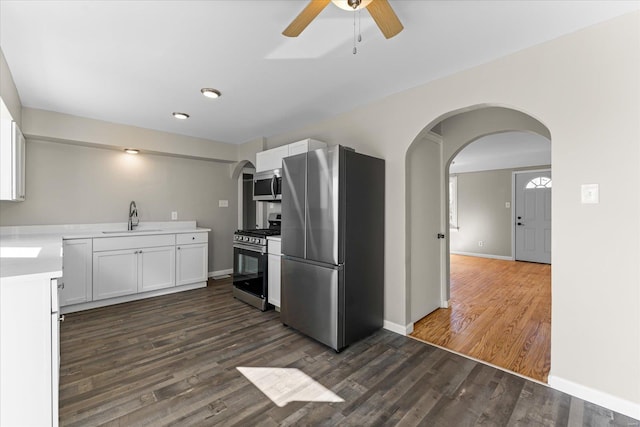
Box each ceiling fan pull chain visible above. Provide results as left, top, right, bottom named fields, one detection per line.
left=358, top=9, right=362, bottom=43
left=353, top=11, right=357, bottom=54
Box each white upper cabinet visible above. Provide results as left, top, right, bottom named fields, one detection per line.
left=255, top=139, right=326, bottom=172
left=0, top=97, right=25, bottom=201
left=256, top=145, right=290, bottom=172
left=287, top=138, right=326, bottom=157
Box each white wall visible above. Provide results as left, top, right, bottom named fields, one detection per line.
left=0, top=140, right=238, bottom=272
left=260, top=13, right=640, bottom=412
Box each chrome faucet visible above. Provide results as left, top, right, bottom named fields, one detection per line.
left=128, top=201, right=139, bottom=231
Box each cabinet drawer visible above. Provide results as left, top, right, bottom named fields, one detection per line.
left=176, top=232, right=208, bottom=245
left=93, top=234, right=175, bottom=252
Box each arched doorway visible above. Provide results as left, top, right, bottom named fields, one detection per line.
left=405, top=105, right=552, bottom=382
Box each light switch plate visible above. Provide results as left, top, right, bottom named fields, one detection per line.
left=581, top=184, right=599, bottom=204
left=505, top=202, right=511, bottom=209
left=171, top=211, right=178, bottom=220
left=219, top=200, right=229, bottom=208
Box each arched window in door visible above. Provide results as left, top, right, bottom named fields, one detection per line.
left=525, top=176, right=552, bottom=189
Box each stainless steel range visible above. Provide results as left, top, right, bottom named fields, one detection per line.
left=232, top=213, right=281, bottom=311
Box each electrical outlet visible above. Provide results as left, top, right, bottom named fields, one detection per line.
left=219, top=200, right=229, bottom=208
left=505, top=202, right=511, bottom=208
left=171, top=211, right=178, bottom=220
left=478, top=240, right=484, bottom=247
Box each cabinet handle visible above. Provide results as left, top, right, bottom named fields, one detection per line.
left=59, top=314, right=65, bottom=322
left=58, top=282, right=65, bottom=290
left=177, top=247, right=181, bottom=250
left=139, top=250, right=143, bottom=254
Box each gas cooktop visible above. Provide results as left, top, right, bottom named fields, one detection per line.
left=234, top=228, right=281, bottom=238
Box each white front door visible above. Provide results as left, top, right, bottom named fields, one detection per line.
left=515, top=170, right=552, bottom=264
left=409, top=133, right=445, bottom=323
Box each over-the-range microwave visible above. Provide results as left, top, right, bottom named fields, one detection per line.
left=253, top=169, right=282, bottom=201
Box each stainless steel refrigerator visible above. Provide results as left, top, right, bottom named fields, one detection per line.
left=281, top=145, right=384, bottom=352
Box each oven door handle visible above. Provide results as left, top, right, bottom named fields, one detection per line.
left=233, top=242, right=266, bottom=254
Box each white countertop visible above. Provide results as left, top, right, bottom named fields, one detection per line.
left=0, top=222, right=210, bottom=279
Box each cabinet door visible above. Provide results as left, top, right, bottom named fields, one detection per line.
left=61, top=239, right=93, bottom=306
left=287, top=140, right=310, bottom=157
left=93, top=249, right=138, bottom=300
left=176, top=243, right=208, bottom=286
left=267, top=254, right=281, bottom=308
left=287, top=139, right=327, bottom=157
left=13, top=122, right=25, bottom=201
left=256, top=145, right=289, bottom=172
left=139, top=246, right=175, bottom=292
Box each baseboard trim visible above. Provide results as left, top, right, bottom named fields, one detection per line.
left=383, top=320, right=414, bottom=336
left=450, top=251, right=513, bottom=261
left=209, top=268, right=233, bottom=279
left=548, top=375, right=640, bottom=420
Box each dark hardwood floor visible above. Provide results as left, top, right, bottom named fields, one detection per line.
left=59, top=278, right=638, bottom=426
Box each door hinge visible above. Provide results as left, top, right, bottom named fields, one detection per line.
left=437, top=233, right=446, bottom=239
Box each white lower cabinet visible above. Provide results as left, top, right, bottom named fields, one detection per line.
left=176, top=243, right=208, bottom=286
left=61, top=238, right=93, bottom=305
left=93, top=249, right=139, bottom=300
left=63, top=231, right=208, bottom=311
left=1, top=273, right=60, bottom=427
left=267, top=238, right=282, bottom=308
left=93, top=245, right=176, bottom=299
left=139, top=246, right=176, bottom=292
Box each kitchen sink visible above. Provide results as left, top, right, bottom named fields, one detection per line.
left=102, top=229, right=162, bottom=234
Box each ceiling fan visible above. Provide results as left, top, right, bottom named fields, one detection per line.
left=283, top=0, right=403, bottom=39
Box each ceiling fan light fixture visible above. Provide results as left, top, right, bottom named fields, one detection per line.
left=201, top=88, right=221, bottom=99
left=331, top=0, right=372, bottom=11
left=172, top=112, right=190, bottom=120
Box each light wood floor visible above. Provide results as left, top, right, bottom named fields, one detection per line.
left=58, top=276, right=638, bottom=426
left=411, top=254, right=551, bottom=383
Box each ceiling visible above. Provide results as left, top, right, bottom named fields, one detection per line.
left=1, top=1, right=638, bottom=145
left=449, top=131, right=550, bottom=174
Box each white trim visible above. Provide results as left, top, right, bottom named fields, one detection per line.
left=548, top=375, right=640, bottom=420
left=209, top=268, right=232, bottom=278
left=441, top=299, right=450, bottom=309
left=450, top=251, right=513, bottom=261
left=383, top=320, right=414, bottom=336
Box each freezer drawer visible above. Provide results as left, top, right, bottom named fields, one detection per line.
left=281, top=257, right=344, bottom=351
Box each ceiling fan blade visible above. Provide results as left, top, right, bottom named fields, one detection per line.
left=367, top=0, right=403, bottom=39
left=282, top=0, right=331, bottom=37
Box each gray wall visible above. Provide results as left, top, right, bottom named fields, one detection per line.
left=0, top=140, right=237, bottom=272
left=450, top=169, right=513, bottom=257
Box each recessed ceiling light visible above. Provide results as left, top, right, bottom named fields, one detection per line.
left=124, top=148, right=139, bottom=154
left=201, top=88, right=221, bottom=99
left=172, top=112, right=190, bottom=120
